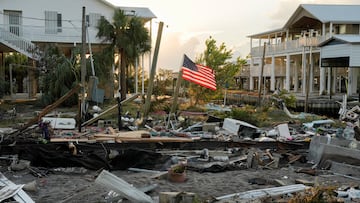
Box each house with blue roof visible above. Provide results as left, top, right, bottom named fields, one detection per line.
left=247, top=4, right=360, bottom=97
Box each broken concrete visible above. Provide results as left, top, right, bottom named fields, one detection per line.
left=307, top=135, right=360, bottom=168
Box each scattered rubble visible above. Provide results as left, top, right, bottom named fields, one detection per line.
left=1, top=95, right=360, bottom=202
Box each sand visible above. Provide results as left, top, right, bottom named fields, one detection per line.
left=2, top=163, right=356, bottom=203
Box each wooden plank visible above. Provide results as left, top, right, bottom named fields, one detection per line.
left=92, top=133, right=119, bottom=138
left=115, top=137, right=195, bottom=143
left=15, top=84, right=80, bottom=134
left=50, top=138, right=91, bottom=143
left=116, top=130, right=151, bottom=138
left=95, top=170, right=154, bottom=203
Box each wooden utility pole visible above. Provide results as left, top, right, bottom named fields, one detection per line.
left=143, top=21, right=164, bottom=118
left=257, top=42, right=266, bottom=106
left=79, top=6, right=86, bottom=132
left=170, top=70, right=183, bottom=116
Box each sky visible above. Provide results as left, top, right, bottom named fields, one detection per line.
left=107, top=0, right=358, bottom=71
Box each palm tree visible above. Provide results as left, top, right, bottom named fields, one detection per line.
left=97, top=9, right=151, bottom=101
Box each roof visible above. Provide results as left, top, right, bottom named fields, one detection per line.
left=100, top=0, right=156, bottom=20
left=118, top=6, right=156, bottom=20
left=250, top=4, right=360, bottom=39
left=318, top=35, right=360, bottom=47
left=284, top=4, right=360, bottom=28
left=301, top=4, right=360, bottom=23
left=247, top=28, right=285, bottom=38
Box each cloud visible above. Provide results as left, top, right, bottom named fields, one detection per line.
left=157, top=31, right=201, bottom=70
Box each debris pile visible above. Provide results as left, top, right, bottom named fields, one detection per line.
left=1, top=95, right=360, bottom=202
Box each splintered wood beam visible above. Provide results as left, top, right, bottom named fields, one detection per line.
left=10, top=84, right=81, bottom=136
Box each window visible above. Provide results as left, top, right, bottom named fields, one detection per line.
left=4, top=10, right=22, bottom=36
left=57, top=13, right=62, bottom=32
left=86, top=13, right=101, bottom=27
left=45, top=11, right=62, bottom=34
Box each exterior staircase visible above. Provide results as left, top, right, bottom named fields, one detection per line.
left=0, top=28, right=41, bottom=60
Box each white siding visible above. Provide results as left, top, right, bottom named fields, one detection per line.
left=321, top=44, right=350, bottom=58
left=0, top=0, right=115, bottom=43
left=350, top=46, right=360, bottom=67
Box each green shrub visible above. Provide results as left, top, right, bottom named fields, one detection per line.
left=230, top=108, right=259, bottom=126
left=274, top=89, right=296, bottom=108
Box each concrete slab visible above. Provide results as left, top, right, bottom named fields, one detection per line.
left=330, top=161, right=360, bottom=178
left=307, top=136, right=360, bottom=164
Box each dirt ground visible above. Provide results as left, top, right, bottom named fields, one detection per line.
left=1, top=160, right=357, bottom=203
left=0, top=103, right=358, bottom=202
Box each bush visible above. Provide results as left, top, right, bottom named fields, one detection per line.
left=230, top=107, right=260, bottom=126
left=274, top=89, right=296, bottom=108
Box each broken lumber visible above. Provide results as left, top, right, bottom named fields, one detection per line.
left=9, top=84, right=81, bottom=136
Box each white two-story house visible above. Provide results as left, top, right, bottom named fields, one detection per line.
left=247, top=4, right=360, bottom=97
left=0, top=0, right=156, bottom=99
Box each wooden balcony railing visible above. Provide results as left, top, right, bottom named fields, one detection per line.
left=251, top=36, right=327, bottom=57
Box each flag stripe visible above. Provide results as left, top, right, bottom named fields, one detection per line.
left=182, top=67, right=216, bottom=90
left=181, top=55, right=217, bottom=91
left=182, top=68, right=216, bottom=90
left=182, top=67, right=216, bottom=85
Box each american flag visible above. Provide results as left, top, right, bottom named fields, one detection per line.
left=182, top=55, right=216, bottom=91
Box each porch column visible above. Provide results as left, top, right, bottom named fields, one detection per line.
left=294, top=61, right=299, bottom=92
left=250, top=76, right=254, bottom=90
left=332, top=69, right=337, bottom=93
left=258, top=58, right=264, bottom=91
left=319, top=67, right=326, bottom=95
left=348, top=68, right=353, bottom=96
left=338, top=76, right=342, bottom=92
left=329, top=22, right=333, bottom=37
left=285, top=55, right=291, bottom=91
left=309, top=47, right=314, bottom=93
left=250, top=58, right=254, bottom=90
left=271, top=56, right=275, bottom=91
left=348, top=68, right=358, bottom=96
left=327, top=68, right=331, bottom=95
left=285, top=30, right=289, bottom=49
left=302, top=47, right=306, bottom=95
